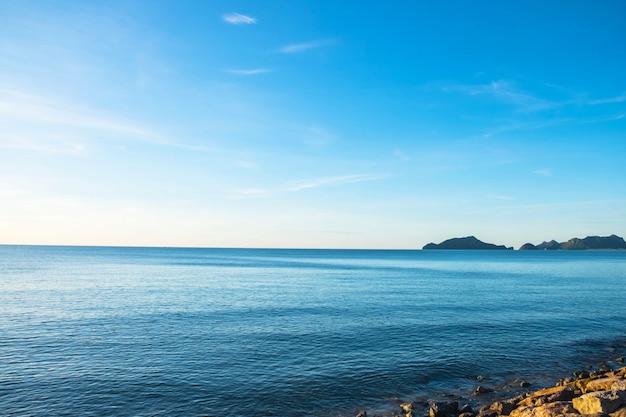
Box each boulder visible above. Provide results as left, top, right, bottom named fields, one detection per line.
left=400, top=402, right=414, bottom=412
left=586, top=376, right=625, bottom=392
left=611, top=406, right=626, bottom=417
left=572, top=390, right=624, bottom=414
left=509, top=401, right=578, bottom=417
left=490, top=399, right=518, bottom=415
left=517, top=385, right=575, bottom=407
left=429, top=401, right=458, bottom=417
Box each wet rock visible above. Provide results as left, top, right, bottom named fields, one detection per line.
left=429, top=401, right=458, bottom=417
left=473, top=385, right=493, bottom=395
left=519, top=380, right=531, bottom=388
left=399, top=402, right=414, bottom=412
left=617, top=357, right=625, bottom=364
left=459, top=403, right=473, bottom=414
left=574, top=370, right=590, bottom=379
left=509, top=401, right=578, bottom=417
left=458, top=413, right=475, bottom=417
left=572, top=390, right=624, bottom=414
left=600, top=362, right=613, bottom=372
left=355, top=411, right=367, bottom=417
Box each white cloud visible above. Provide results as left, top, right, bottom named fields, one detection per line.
left=444, top=80, right=556, bottom=112
left=588, top=93, right=626, bottom=105
left=229, top=174, right=389, bottom=198
left=532, top=168, right=553, bottom=176
left=394, top=149, right=409, bottom=161
left=223, top=68, right=272, bottom=75
left=222, top=13, right=257, bottom=25
left=0, top=87, right=218, bottom=153
left=278, top=39, right=335, bottom=53
left=283, top=174, right=388, bottom=192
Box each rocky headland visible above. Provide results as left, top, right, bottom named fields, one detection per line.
left=421, top=235, right=626, bottom=251
left=519, top=235, right=626, bottom=250
left=357, top=359, right=626, bottom=417
left=423, top=236, right=512, bottom=250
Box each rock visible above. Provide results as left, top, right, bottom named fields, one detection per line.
left=572, top=390, right=624, bottom=414
left=429, top=401, right=458, bottom=417
left=473, top=385, right=493, bottom=395
left=509, top=401, right=579, bottom=417
left=586, top=376, right=625, bottom=392
left=517, top=385, right=575, bottom=407
left=520, top=380, right=531, bottom=388
left=356, top=411, right=367, bottom=417
left=477, top=409, right=498, bottom=417
left=611, top=405, right=626, bottom=417
left=490, top=399, right=518, bottom=415
left=574, top=370, right=590, bottom=379
left=459, top=403, right=473, bottom=414
left=400, top=402, right=414, bottom=412
left=613, top=379, right=626, bottom=391
left=459, top=413, right=475, bottom=417
left=618, top=357, right=625, bottom=364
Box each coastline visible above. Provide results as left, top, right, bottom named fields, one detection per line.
left=363, top=355, right=626, bottom=417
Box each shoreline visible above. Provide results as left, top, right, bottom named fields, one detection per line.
left=362, top=356, right=626, bottom=417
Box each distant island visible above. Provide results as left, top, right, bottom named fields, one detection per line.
left=519, top=234, right=626, bottom=250
left=423, top=236, right=512, bottom=250
left=422, top=234, right=626, bottom=250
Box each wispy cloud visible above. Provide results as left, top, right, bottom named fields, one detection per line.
left=223, top=68, right=272, bottom=75
left=394, top=149, right=409, bottom=161
left=283, top=174, right=389, bottom=192
left=229, top=173, right=389, bottom=198
left=222, top=13, right=256, bottom=25
left=278, top=39, right=336, bottom=53
left=533, top=168, right=553, bottom=177
left=444, top=80, right=556, bottom=112
left=587, top=93, right=626, bottom=105
left=0, top=87, right=217, bottom=153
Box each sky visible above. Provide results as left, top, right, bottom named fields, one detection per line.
left=1, top=0, right=625, bottom=249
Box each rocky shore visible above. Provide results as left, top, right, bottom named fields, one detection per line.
left=357, top=358, right=626, bottom=417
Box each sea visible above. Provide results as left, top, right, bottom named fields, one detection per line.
left=1, top=245, right=626, bottom=417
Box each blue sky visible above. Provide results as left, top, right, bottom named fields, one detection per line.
left=1, top=0, right=625, bottom=249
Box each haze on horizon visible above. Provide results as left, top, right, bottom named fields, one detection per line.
left=1, top=0, right=625, bottom=249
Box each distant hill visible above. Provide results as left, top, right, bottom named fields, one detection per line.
left=519, top=235, right=626, bottom=250
left=423, top=236, right=512, bottom=250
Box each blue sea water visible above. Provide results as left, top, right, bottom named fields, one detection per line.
left=1, top=246, right=626, bottom=417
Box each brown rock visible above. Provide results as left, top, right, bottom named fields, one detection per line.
left=586, top=376, right=625, bottom=392
left=616, top=367, right=626, bottom=377
left=509, top=401, right=578, bottom=417
left=490, top=399, right=518, bottom=415
left=573, top=390, right=624, bottom=414
left=400, top=402, right=414, bottom=412
left=614, top=379, right=626, bottom=392
left=517, top=385, right=575, bottom=407
left=611, top=405, right=626, bottom=417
